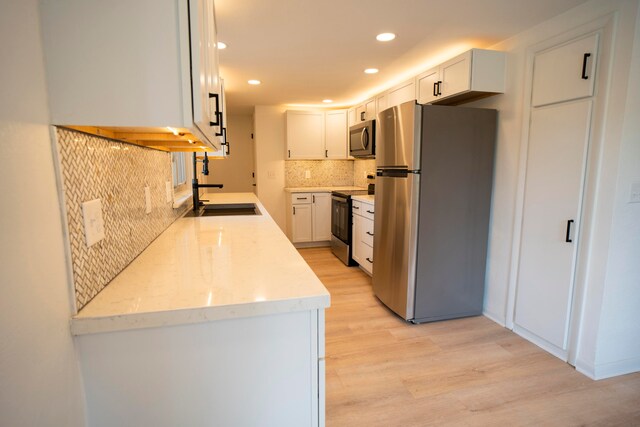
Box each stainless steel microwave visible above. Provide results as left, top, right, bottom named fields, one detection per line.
left=349, top=120, right=375, bottom=158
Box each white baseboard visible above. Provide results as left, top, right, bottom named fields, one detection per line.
left=577, top=356, right=640, bottom=380
left=482, top=310, right=506, bottom=327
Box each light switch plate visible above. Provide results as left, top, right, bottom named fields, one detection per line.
left=82, top=198, right=105, bottom=247
left=305, top=170, right=311, bottom=179
left=145, top=186, right=151, bottom=214
left=165, top=181, right=173, bottom=203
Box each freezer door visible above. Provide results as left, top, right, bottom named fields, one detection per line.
left=376, top=101, right=422, bottom=170
left=372, top=170, right=420, bottom=320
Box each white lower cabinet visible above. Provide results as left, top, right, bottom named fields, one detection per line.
left=76, top=309, right=326, bottom=427
left=352, top=198, right=375, bottom=275
left=287, top=192, right=332, bottom=244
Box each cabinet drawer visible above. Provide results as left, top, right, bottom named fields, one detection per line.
left=362, top=218, right=374, bottom=247
left=361, top=244, right=373, bottom=275
left=361, top=203, right=375, bottom=220
left=351, top=200, right=362, bottom=214
left=291, top=193, right=312, bottom=204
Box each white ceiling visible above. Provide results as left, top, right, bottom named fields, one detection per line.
left=215, top=0, right=588, bottom=114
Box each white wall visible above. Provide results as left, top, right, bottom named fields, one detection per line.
left=0, top=1, right=86, bottom=425
left=595, top=1, right=640, bottom=377
left=254, top=106, right=287, bottom=231
left=471, top=0, right=640, bottom=378
left=205, top=114, right=255, bottom=193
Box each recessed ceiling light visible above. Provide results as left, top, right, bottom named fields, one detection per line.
left=364, top=68, right=379, bottom=74
left=322, top=99, right=333, bottom=103
left=248, top=79, right=261, bottom=85
left=217, top=41, right=227, bottom=49
left=376, top=33, right=396, bottom=42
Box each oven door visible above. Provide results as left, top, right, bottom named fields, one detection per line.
left=331, top=195, right=349, bottom=243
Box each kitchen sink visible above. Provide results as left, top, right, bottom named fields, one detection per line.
left=194, top=203, right=261, bottom=217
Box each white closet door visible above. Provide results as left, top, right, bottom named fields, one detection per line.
left=514, top=98, right=592, bottom=354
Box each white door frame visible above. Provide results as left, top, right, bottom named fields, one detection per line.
left=505, top=13, right=617, bottom=366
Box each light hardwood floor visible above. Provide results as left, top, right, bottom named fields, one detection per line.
left=299, top=247, right=640, bottom=427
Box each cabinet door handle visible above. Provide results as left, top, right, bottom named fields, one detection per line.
left=437, top=81, right=442, bottom=95
left=433, top=82, right=438, bottom=97
left=565, top=219, right=574, bottom=242
left=209, top=93, right=221, bottom=126
left=296, top=197, right=306, bottom=200
left=366, top=231, right=374, bottom=236
left=581, top=53, right=591, bottom=79
left=325, top=149, right=328, bottom=158
left=312, top=195, right=315, bottom=203
left=366, top=257, right=373, bottom=264
left=366, top=210, right=374, bottom=214
left=352, top=206, right=360, bottom=210
left=360, top=111, right=365, bottom=121
left=288, top=149, right=291, bottom=158
left=293, top=206, right=296, bottom=215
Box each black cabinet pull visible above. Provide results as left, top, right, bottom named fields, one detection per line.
left=214, top=112, right=224, bottom=136
left=366, top=210, right=374, bottom=214
left=360, top=111, right=365, bottom=121
left=433, top=82, right=438, bottom=97
left=565, top=219, right=574, bottom=242
left=209, top=93, right=221, bottom=126
left=437, top=81, right=442, bottom=95
left=366, top=231, right=374, bottom=236
left=366, top=257, right=373, bottom=264
left=288, top=149, right=291, bottom=158
left=581, top=53, right=591, bottom=79
left=293, top=206, right=296, bottom=215
left=325, top=149, right=328, bottom=158
left=352, top=206, right=360, bottom=210
left=312, top=195, right=315, bottom=203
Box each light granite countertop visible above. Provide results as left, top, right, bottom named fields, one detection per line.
left=284, top=186, right=366, bottom=193
left=352, top=195, right=375, bottom=204
left=71, top=193, right=330, bottom=335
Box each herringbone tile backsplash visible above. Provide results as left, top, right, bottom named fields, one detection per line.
left=55, top=128, right=188, bottom=311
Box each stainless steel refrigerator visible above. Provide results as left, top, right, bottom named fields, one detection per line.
left=373, top=101, right=497, bottom=323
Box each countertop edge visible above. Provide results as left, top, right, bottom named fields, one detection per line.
left=71, top=294, right=330, bottom=336
left=284, top=186, right=366, bottom=193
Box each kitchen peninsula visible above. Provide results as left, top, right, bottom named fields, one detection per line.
left=71, top=193, right=329, bottom=427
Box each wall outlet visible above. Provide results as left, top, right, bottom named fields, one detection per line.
left=82, top=198, right=105, bottom=247
left=165, top=181, right=173, bottom=203
left=630, top=181, right=640, bottom=203
left=305, top=170, right=311, bottom=179
left=145, top=186, right=151, bottom=214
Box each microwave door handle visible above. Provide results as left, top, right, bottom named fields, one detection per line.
left=361, top=127, right=369, bottom=149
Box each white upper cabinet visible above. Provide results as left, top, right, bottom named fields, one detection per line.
left=531, top=33, right=599, bottom=107
left=416, top=49, right=506, bottom=105
left=416, top=67, right=440, bottom=105
left=286, top=110, right=348, bottom=160
left=386, top=79, right=416, bottom=109
left=376, top=94, right=388, bottom=116
left=324, top=110, right=348, bottom=159
left=286, top=111, right=325, bottom=159
left=354, top=99, right=376, bottom=122
left=39, top=0, right=223, bottom=151
left=347, top=108, right=357, bottom=127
